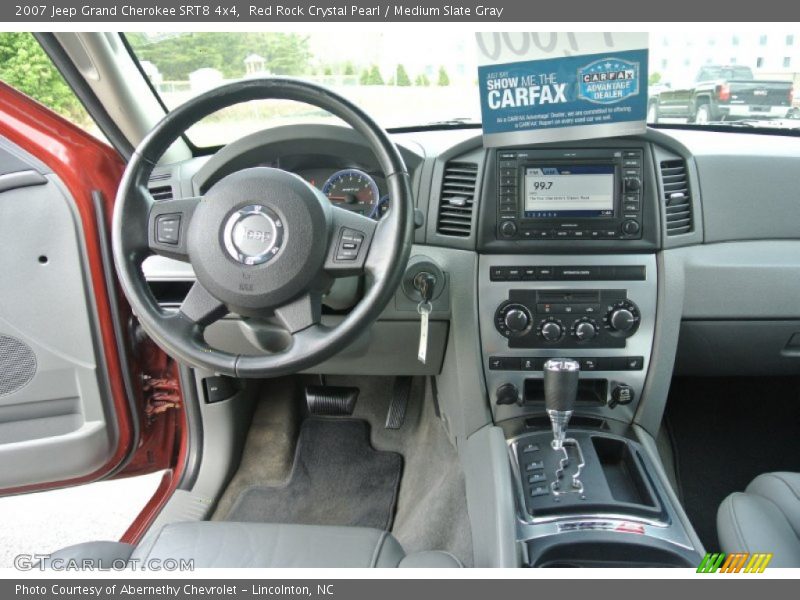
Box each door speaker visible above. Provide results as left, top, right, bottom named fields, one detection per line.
left=0, top=335, right=37, bottom=396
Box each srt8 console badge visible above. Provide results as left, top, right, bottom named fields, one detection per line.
left=222, top=205, right=284, bottom=266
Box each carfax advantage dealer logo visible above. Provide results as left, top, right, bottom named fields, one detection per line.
left=697, top=552, right=773, bottom=573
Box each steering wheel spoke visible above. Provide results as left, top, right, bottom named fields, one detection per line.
left=148, top=196, right=201, bottom=262
left=274, top=292, right=322, bottom=334
left=323, top=205, right=377, bottom=277
left=178, top=281, right=227, bottom=327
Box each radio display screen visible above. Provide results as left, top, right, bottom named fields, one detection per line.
left=523, top=165, right=615, bottom=219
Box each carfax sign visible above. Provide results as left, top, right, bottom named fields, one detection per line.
left=476, top=33, right=649, bottom=146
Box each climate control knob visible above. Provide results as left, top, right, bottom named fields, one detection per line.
left=495, top=302, right=533, bottom=338
left=504, top=308, right=531, bottom=333
left=573, top=319, right=599, bottom=342
left=610, top=309, right=635, bottom=332
left=604, top=300, right=641, bottom=337
left=539, top=319, right=564, bottom=342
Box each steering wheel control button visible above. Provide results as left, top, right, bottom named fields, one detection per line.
left=155, top=214, right=181, bottom=245
left=335, top=228, right=365, bottom=261
left=223, top=205, right=283, bottom=266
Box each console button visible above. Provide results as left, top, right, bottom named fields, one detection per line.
left=488, top=356, right=504, bottom=370
left=530, top=485, right=549, bottom=497
left=554, top=230, right=570, bottom=238
left=625, top=356, right=644, bottom=370
left=523, top=443, right=540, bottom=453
left=535, top=267, right=554, bottom=280
left=526, top=460, right=544, bottom=471
left=522, top=267, right=537, bottom=280
left=555, top=267, right=594, bottom=280
left=571, top=230, right=587, bottom=238
left=580, top=358, right=598, bottom=371
left=506, top=268, right=522, bottom=281
left=531, top=229, right=553, bottom=239
left=528, top=471, right=547, bottom=484
left=601, top=230, right=619, bottom=239
left=521, top=357, right=543, bottom=371
left=489, top=266, right=507, bottom=281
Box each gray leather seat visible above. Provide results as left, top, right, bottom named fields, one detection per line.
left=45, top=522, right=462, bottom=568
left=717, top=472, right=800, bottom=567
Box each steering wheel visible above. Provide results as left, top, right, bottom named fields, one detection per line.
left=112, top=79, right=414, bottom=377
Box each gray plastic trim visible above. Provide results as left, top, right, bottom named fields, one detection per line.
left=461, top=424, right=519, bottom=567
left=0, top=170, right=47, bottom=193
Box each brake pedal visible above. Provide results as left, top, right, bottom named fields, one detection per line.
left=385, top=376, right=412, bottom=429
left=305, top=385, right=359, bottom=416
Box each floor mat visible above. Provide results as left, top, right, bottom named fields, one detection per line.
left=665, top=376, right=800, bottom=551
left=225, top=417, right=403, bottom=531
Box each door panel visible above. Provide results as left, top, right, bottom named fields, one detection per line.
left=0, top=82, right=145, bottom=494
left=0, top=142, right=117, bottom=488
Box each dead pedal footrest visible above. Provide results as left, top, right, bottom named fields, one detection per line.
left=305, top=385, right=359, bottom=416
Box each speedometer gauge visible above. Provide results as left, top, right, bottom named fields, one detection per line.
left=321, top=169, right=379, bottom=216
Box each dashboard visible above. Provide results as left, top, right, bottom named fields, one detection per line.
left=146, top=123, right=800, bottom=430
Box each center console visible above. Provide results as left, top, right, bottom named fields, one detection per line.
left=475, top=141, right=702, bottom=567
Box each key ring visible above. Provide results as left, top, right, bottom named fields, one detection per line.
left=417, top=301, right=432, bottom=314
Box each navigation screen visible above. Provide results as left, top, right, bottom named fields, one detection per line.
left=524, top=165, right=615, bottom=218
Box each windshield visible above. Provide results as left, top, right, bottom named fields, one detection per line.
left=125, top=31, right=800, bottom=147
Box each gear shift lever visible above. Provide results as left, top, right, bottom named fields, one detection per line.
left=543, top=358, right=586, bottom=497
left=543, top=358, right=580, bottom=449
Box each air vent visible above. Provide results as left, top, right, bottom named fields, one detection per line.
left=148, top=185, right=173, bottom=201
left=660, top=159, right=693, bottom=236
left=149, top=172, right=170, bottom=183
left=437, top=161, right=478, bottom=237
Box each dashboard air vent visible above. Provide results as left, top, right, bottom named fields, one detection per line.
left=660, top=159, right=693, bottom=236
left=437, top=161, right=478, bottom=237
left=148, top=185, right=173, bottom=201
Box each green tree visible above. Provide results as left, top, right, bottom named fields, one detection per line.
left=343, top=61, right=356, bottom=76
left=395, top=64, right=411, bottom=86
left=0, top=33, right=88, bottom=124
left=369, top=65, right=385, bottom=85
left=360, top=65, right=384, bottom=85
left=126, top=32, right=312, bottom=80
left=414, top=73, right=431, bottom=86
left=649, top=72, right=662, bottom=85
left=437, top=66, right=450, bottom=86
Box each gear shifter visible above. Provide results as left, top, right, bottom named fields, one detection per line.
left=543, top=358, right=580, bottom=449
left=543, top=358, right=586, bottom=497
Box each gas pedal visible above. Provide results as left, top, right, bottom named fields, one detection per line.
left=385, top=376, right=413, bottom=429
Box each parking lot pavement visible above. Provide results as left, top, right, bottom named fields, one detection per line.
left=0, top=471, right=163, bottom=568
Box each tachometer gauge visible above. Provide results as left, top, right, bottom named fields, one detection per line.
left=322, top=169, right=380, bottom=215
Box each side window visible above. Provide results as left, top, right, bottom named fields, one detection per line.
left=0, top=33, right=107, bottom=142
